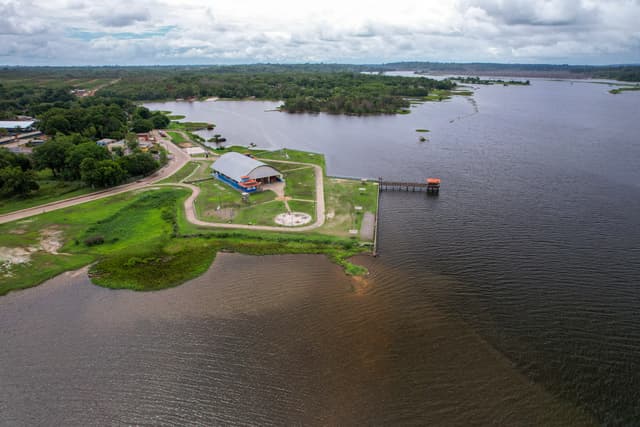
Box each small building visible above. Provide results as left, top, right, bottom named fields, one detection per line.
left=138, top=140, right=154, bottom=152
left=106, top=140, right=126, bottom=153
left=185, top=147, right=206, bottom=156
left=137, top=133, right=150, bottom=142
left=0, top=120, right=36, bottom=133
left=96, top=138, right=116, bottom=147
left=211, top=152, right=282, bottom=193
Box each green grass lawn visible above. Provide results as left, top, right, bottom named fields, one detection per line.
left=159, top=161, right=200, bottom=184
left=194, top=180, right=278, bottom=223
left=167, top=131, right=187, bottom=144
left=283, top=167, right=316, bottom=200
left=232, top=200, right=287, bottom=226
left=288, top=199, right=316, bottom=221
left=188, top=160, right=214, bottom=181
left=0, top=170, right=94, bottom=215
left=0, top=189, right=168, bottom=295
left=168, top=121, right=213, bottom=131
left=321, top=178, right=379, bottom=237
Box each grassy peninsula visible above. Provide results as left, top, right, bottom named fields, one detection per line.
left=609, top=86, right=640, bottom=94
left=0, top=146, right=376, bottom=296
left=0, top=186, right=369, bottom=295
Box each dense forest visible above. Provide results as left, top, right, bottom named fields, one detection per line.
left=1, top=68, right=455, bottom=116
left=0, top=86, right=168, bottom=195
left=98, top=72, right=456, bottom=115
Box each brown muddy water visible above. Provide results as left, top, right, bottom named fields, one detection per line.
left=0, top=254, right=593, bottom=426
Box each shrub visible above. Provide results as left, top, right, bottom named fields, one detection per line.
left=84, top=235, right=105, bottom=246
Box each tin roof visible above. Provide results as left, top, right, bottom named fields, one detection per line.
left=211, top=152, right=281, bottom=182
left=0, top=121, right=35, bottom=129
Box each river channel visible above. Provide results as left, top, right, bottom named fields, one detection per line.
left=1, top=79, right=639, bottom=425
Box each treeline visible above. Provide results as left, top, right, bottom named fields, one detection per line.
left=0, top=84, right=170, bottom=139
left=283, top=94, right=410, bottom=114
left=0, top=83, right=75, bottom=120
left=37, top=100, right=169, bottom=138
left=593, top=67, right=640, bottom=82
left=382, top=62, right=640, bottom=82
left=99, top=72, right=455, bottom=114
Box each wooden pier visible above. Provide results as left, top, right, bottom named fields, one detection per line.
left=372, top=180, right=381, bottom=257
left=378, top=177, right=440, bottom=194
left=372, top=177, right=440, bottom=257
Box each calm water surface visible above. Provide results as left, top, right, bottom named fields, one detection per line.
left=1, top=80, right=639, bottom=425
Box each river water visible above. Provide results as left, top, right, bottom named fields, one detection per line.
left=1, top=80, right=639, bottom=425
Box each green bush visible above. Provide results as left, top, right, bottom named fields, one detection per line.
left=84, top=235, right=104, bottom=246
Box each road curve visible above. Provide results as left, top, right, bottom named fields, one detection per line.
left=0, top=137, right=327, bottom=232
left=157, top=160, right=326, bottom=232
left=0, top=131, right=190, bottom=225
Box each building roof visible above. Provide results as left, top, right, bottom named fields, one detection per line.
left=211, top=152, right=281, bottom=182
left=185, top=147, right=206, bottom=155
left=0, top=121, right=35, bottom=129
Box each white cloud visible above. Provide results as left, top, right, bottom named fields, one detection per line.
left=0, top=0, right=638, bottom=64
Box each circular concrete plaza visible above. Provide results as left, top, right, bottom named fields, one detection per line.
left=274, top=212, right=312, bottom=226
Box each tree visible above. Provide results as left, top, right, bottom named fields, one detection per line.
left=131, top=118, right=153, bottom=133
left=151, top=113, right=170, bottom=129
left=80, top=158, right=126, bottom=188
left=42, top=114, right=72, bottom=135
left=134, top=106, right=152, bottom=119
left=64, top=142, right=110, bottom=180
left=118, top=152, right=158, bottom=177
left=33, top=139, right=73, bottom=177
left=0, top=148, right=32, bottom=171
left=0, top=166, right=39, bottom=197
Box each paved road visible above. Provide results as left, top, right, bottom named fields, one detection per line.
left=360, top=212, right=375, bottom=241
left=0, top=132, right=190, bottom=225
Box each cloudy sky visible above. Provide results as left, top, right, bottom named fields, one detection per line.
left=1, top=0, right=639, bottom=65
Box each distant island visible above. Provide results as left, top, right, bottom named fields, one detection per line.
left=445, top=76, right=530, bottom=86
left=376, top=62, right=640, bottom=82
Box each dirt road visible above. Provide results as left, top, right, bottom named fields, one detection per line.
left=0, top=132, right=189, bottom=225
left=0, top=140, right=326, bottom=232
left=157, top=159, right=325, bottom=231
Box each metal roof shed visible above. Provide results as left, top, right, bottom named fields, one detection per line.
left=211, top=152, right=282, bottom=183
left=0, top=121, right=36, bottom=130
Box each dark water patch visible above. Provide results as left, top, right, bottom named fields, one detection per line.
left=151, top=82, right=640, bottom=423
